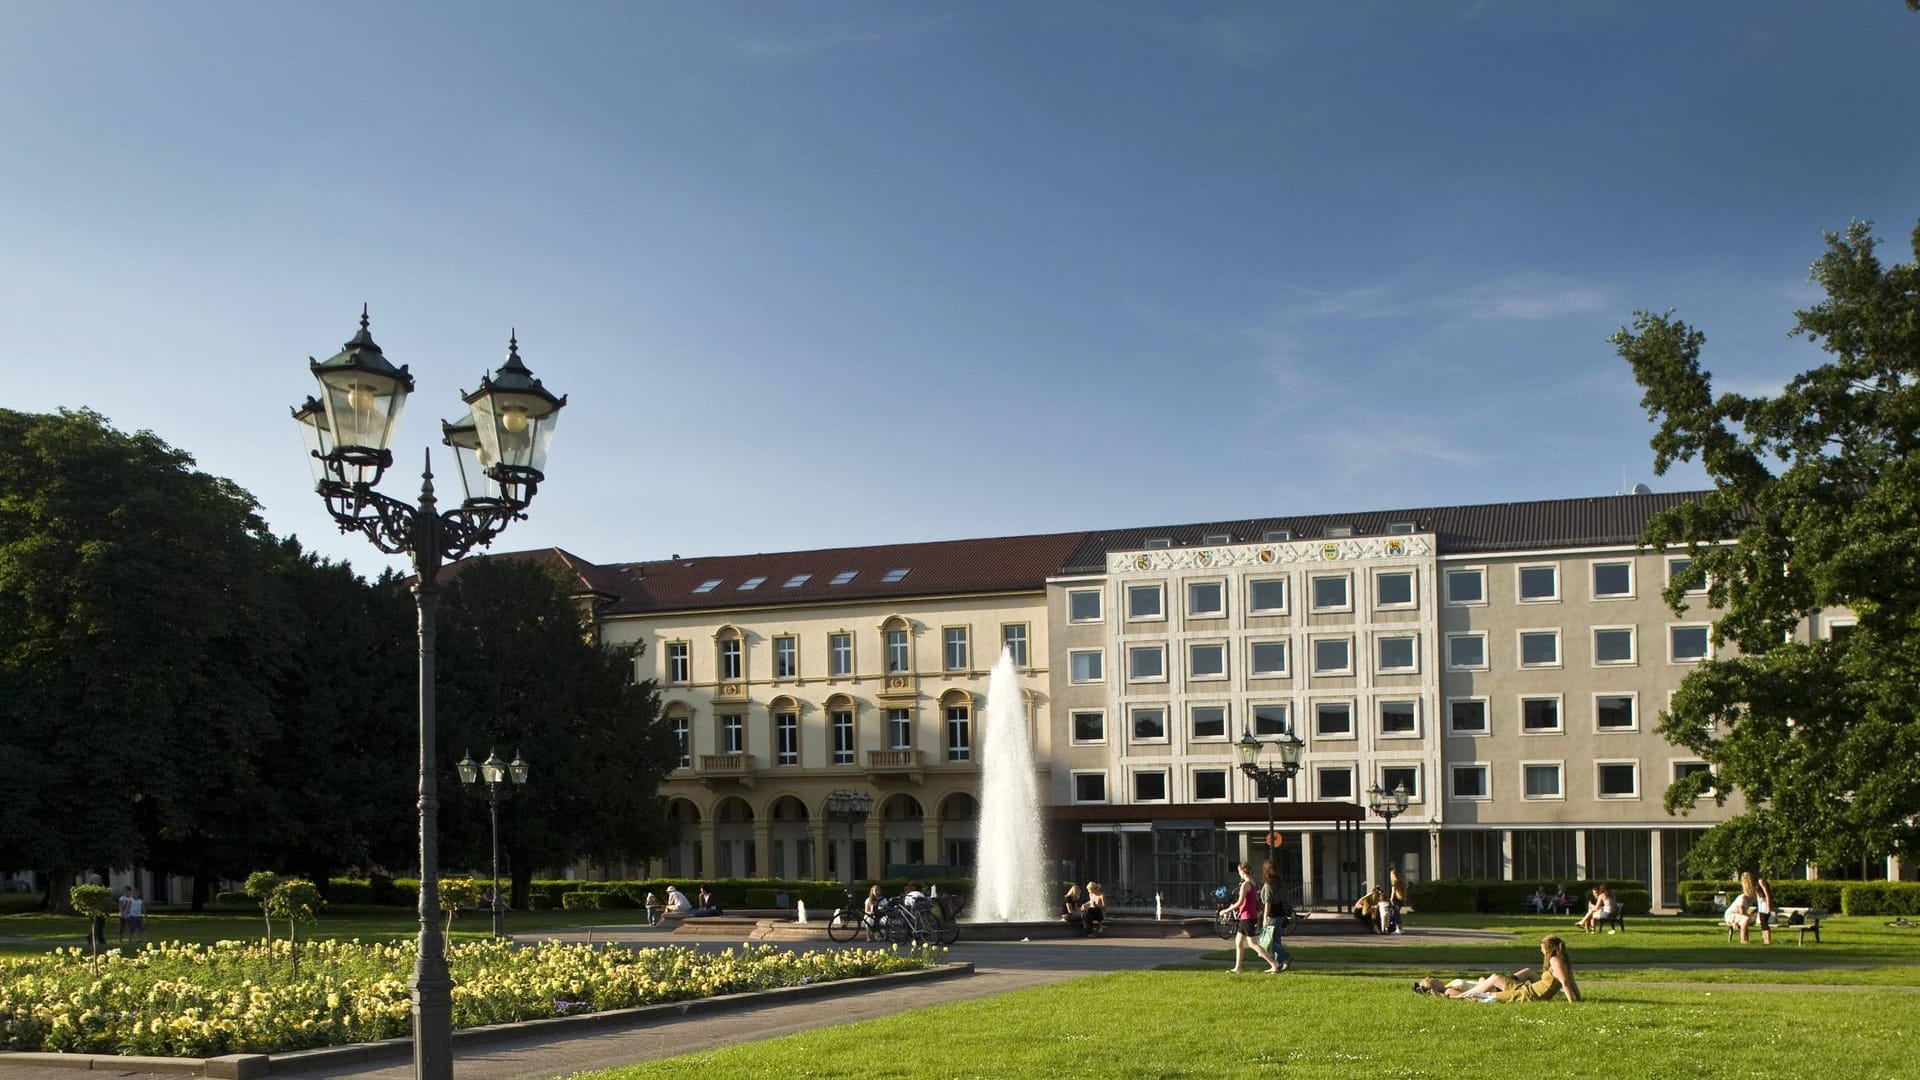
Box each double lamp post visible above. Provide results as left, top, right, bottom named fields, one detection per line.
left=1367, top=780, right=1411, bottom=893
left=456, top=750, right=529, bottom=939
left=824, top=789, right=875, bottom=884
left=1235, top=727, right=1304, bottom=906
left=292, top=309, right=564, bottom=1080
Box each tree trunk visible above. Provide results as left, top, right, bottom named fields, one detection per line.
left=41, top=870, right=75, bottom=914
left=511, top=864, right=534, bottom=912
left=190, top=873, right=211, bottom=913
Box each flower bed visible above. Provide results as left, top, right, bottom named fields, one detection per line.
left=0, top=938, right=941, bottom=1057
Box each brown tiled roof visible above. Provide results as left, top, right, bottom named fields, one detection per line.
left=593, top=532, right=1089, bottom=616
left=438, top=546, right=623, bottom=601
left=1060, top=491, right=1709, bottom=573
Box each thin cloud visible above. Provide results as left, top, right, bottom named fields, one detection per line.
left=1448, top=274, right=1612, bottom=321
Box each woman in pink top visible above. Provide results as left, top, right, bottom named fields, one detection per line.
left=1226, top=862, right=1283, bottom=974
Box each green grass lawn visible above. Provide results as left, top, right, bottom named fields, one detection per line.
left=566, top=913, right=1920, bottom=1079
left=574, top=968, right=1920, bottom=1079
left=0, top=903, right=659, bottom=955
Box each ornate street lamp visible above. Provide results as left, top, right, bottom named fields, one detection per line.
left=457, top=749, right=529, bottom=939
left=1236, top=727, right=1305, bottom=918
left=824, top=789, right=875, bottom=884
left=1366, top=780, right=1411, bottom=898
left=293, top=309, right=563, bottom=1080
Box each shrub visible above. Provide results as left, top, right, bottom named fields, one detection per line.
left=1769, top=880, right=1845, bottom=910
left=1840, top=881, right=1920, bottom=916
left=214, top=891, right=253, bottom=907
left=561, top=890, right=610, bottom=911
left=367, top=873, right=403, bottom=905
left=1405, top=879, right=1478, bottom=913
left=324, top=879, right=375, bottom=904
left=528, top=894, right=553, bottom=911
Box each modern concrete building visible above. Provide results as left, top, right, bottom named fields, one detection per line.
left=538, top=489, right=1873, bottom=908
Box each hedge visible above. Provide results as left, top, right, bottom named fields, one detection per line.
left=1840, top=882, right=1920, bottom=916
left=214, top=891, right=252, bottom=907
left=1404, top=879, right=1652, bottom=916
left=1676, top=879, right=1849, bottom=915
left=560, top=891, right=611, bottom=911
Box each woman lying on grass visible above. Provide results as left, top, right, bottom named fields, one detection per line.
left=1412, top=934, right=1581, bottom=1003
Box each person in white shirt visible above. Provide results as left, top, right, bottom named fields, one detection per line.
left=664, top=885, right=693, bottom=915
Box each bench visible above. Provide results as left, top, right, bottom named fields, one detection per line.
left=1726, top=905, right=1824, bottom=944
left=1596, top=906, right=1625, bottom=933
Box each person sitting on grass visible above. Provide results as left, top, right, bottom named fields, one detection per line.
left=1351, top=887, right=1383, bottom=933
left=1412, top=935, right=1581, bottom=1003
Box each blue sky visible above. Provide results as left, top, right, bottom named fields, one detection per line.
left=4, top=2, right=1916, bottom=575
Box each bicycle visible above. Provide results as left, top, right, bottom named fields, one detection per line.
left=825, top=891, right=880, bottom=944
left=877, top=895, right=960, bottom=946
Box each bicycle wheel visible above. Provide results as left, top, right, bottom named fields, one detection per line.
left=1215, top=909, right=1238, bottom=940
left=880, top=910, right=912, bottom=945
left=928, top=911, right=960, bottom=945
left=827, top=906, right=861, bottom=943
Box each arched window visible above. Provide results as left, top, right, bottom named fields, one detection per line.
left=769, top=695, right=801, bottom=767
left=941, top=689, right=974, bottom=763
left=880, top=616, right=913, bottom=674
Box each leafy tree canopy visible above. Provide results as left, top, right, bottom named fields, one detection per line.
left=431, top=556, right=674, bottom=898
left=1614, top=221, right=1920, bottom=875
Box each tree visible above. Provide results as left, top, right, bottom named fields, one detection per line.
left=266, top=877, right=323, bottom=978
left=1613, top=220, right=1920, bottom=876
left=0, top=410, right=282, bottom=909
left=431, top=556, right=675, bottom=906
left=69, top=883, right=115, bottom=960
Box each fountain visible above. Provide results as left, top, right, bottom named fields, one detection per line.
left=969, top=648, right=1051, bottom=922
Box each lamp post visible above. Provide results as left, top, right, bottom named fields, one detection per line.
left=1236, top=727, right=1305, bottom=910
left=824, top=789, right=874, bottom=883
left=457, top=749, right=529, bottom=938
left=292, top=309, right=563, bottom=1080
left=1366, top=780, right=1411, bottom=894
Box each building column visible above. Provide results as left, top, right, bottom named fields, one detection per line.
left=865, top=820, right=884, bottom=880
left=1806, top=862, right=1819, bottom=881
left=1649, top=830, right=1667, bottom=911
left=922, top=818, right=942, bottom=868
left=1298, top=832, right=1316, bottom=906
left=1890, top=854, right=1908, bottom=882
left=1363, top=831, right=1381, bottom=889
left=1501, top=830, right=1515, bottom=881
left=698, top=821, right=718, bottom=879
left=751, top=820, right=773, bottom=878
left=1574, top=830, right=1588, bottom=881
left=1427, top=827, right=1441, bottom=882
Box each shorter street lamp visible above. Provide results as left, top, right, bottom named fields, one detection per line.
left=1236, top=727, right=1305, bottom=910
left=824, top=789, right=874, bottom=884
left=457, top=749, right=529, bottom=938
left=1366, top=781, right=1411, bottom=895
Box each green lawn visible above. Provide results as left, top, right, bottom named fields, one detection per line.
left=0, top=903, right=658, bottom=955
left=575, top=969, right=1920, bottom=1079
left=568, top=913, right=1920, bottom=1079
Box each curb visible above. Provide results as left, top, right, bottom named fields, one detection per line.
left=0, top=962, right=974, bottom=1078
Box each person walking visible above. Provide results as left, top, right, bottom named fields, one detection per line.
left=1225, top=862, right=1283, bottom=974
left=1258, top=860, right=1292, bottom=971
left=1385, top=867, right=1407, bottom=934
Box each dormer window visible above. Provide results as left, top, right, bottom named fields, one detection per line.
left=1326, top=525, right=1353, bottom=538
left=1203, top=533, right=1230, bottom=545
left=1387, top=522, right=1416, bottom=534
left=1145, top=537, right=1172, bottom=549
left=1263, top=529, right=1293, bottom=542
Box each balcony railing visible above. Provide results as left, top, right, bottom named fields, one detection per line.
left=867, top=748, right=922, bottom=771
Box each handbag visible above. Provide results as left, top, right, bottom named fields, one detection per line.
left=1257, top=925, right=1275, bottom=950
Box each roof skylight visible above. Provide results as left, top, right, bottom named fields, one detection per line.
left=830, top=571, right=858, bottom=585
left=739, top=576, right=767, bottom=591
left=693, top=579, right=722, bottom=593
left=783, top=573, right=812, bottom=588
left=881, top=568, right=910, bottom=583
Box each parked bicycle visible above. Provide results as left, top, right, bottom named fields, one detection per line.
left=826, top=891, right=879, bottom=943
